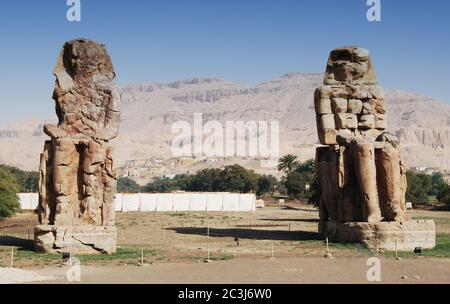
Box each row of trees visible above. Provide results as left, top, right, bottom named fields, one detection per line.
left=406, top=171, right=450, bottom=205
left=118, top=156, right=320, bottom=203
left=1, top=158, right=450, bottom=218
left=119, top=164, right=279, bottom=196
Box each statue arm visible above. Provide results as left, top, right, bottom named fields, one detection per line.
left=43, top=123, right=68, bottom=139
left=94, top=87, right=121, bottom=141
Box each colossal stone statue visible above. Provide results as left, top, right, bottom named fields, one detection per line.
left=315, top=47, right=436, bottom=251
left=34, top=39, right=120, bottom=254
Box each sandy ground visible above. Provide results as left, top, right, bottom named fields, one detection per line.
left=1, top=204, right=450, bottom=284
left=12, top=256, right=449, bottom=284
left=0, top=267, right=55, bottom=284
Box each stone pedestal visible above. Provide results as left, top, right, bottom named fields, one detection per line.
left=320, top=220, right=436, bottom=251
left=34, top=225, right=117, bottom=255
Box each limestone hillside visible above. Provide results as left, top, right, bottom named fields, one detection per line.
left=1, top=73, right=449, bottom=172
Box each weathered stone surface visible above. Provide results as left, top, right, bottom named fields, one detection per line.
left=336, top=113, right=358, bottom=130
left=317, top=129, right=337, bottom=145
left=375, top=114, right=387, bottom=129
left=320, top=220, right=436, bottom=251
left=331, top=98, right=348, bottom=113
left=318, top=114, right=336, bottom=130
left=315, top=47, right=435, bottom=251
left=359, top=115, right=375, bottom=129
left=35, top=39, right=120, bottom=255
left=314, top=98, right=333, bottom=114
left=35, top=225, right=117, bottom=254
left=324, top=46, right=377, bottom=86
left=348, top=99, right=363, bottom=114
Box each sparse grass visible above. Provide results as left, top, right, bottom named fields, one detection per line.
left=413, top=216, right=450, bottom=225
left=208, top=253, right=234, bottom=261
left=77, top=247, right=159, bottom=262
left=168, top=213, right=189, bottom=218
left=383, top=234, right=450, bottom=258
left=128, top=220, right=139, bottom=226
left=329, top=242, right=365, bottom=250
left=6, top=246, right=162, bottom=266
left=15, top=249, right=61, bottom=262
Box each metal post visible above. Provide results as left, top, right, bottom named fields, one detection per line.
left=10, top=248, right=14, bottom=268
left=207, top=218, right=211, bottom=262
left=395, top=239, right=398, bottom=260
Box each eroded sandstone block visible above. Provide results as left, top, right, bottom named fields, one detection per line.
left=35, top=39, right=120, bottom=255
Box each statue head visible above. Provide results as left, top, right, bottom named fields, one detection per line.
left=324, top=46, right=377, bottom=85
left=53, top=38, right=115, bottom=94
left=51, top=39, right=118, bottom=135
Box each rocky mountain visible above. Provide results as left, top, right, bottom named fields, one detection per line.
left=1, top=73, right=449, bottom=173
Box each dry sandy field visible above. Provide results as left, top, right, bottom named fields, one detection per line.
left=1, top=203, right=450, bottom=284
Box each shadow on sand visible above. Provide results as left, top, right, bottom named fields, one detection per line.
left=0, top=236, right=34, bottom=250
left=260, top=218, right=320, bottom=223
left=169, top=227, right=321, bottom=241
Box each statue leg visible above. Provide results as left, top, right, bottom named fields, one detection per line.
left=316, top=147, right=338, bottom=222
left=376, top=143, right=406, bottom=221
left=53, top=138, right=79, bottom=226
left=351, top=142, right=382, bottom=223
left=38, top=141, right=55, bottom=225
left=102, top=146, right=117, bottom=227
left=81, top=140, right=106, bottom=225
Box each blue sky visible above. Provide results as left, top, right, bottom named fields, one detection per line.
left=1, top=0, right=450, bottom=125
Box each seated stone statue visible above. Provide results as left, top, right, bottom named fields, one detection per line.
left=315, top=46, right=407, bottom=226
left=36, top=39, right=120, bottom=254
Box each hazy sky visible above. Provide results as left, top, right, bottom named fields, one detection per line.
left=1, top=0, right=449, bottom=126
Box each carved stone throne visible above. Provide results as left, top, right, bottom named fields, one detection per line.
left=315, top=47, right=435, bottom=251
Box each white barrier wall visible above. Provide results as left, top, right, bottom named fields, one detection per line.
left=122, top=194, right=141, bottom=212
left=156, top=194, right=174, bottom=212
left=173, top=194, right=190, bottom=212
left=19, top=193, right=39, bottom=210
left=19, top=192, right=256, bottom=212
left=139, top=194, right=157, bottom=212
left=189, top=193, right=207, bottom=211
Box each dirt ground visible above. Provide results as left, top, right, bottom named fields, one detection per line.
left=1, top=203, right=450, bottom=284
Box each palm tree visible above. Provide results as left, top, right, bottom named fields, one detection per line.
left=277, top=154, right=299, bottom=174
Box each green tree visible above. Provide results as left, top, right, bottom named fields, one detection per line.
left=0, top=166, right=21, bottom=218
left=217, top=165, right=259, bottom=193
left=257, top=175, right=278, bottom=196
left=281, top=159, right=320, bottom=202
left=406, top=171, right=433, bottom=204
left=440, top=185, right=450, bottom=205
left=277, top=154, right=299, bottom=174
left=284, top=171, right=306, bottom=198
left=23, top=171, right=39, bottom=193
left=190, top=168, right=222, bottom=192
left=430, top=172, right=449, bottom=203
left=0, top=164, right=39, bottom=192
left=143, top=178, right=177, bottom=193
left=173, top=174, right=194, bottom=191
left=117, top=177, right=141, bottom=193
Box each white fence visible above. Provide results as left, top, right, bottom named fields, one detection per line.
left=18, top=193, right=256, bottom=212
